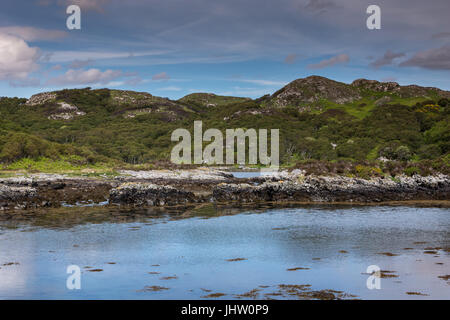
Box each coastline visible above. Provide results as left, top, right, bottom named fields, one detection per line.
left=0, top=169, right=449, bottom=212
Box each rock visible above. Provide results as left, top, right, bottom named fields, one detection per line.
left=0, top=171, right=448, bottom=210
left=25, top=92, right=57, bottom=106
left=115, top=169, right=232, bottom=181
left=109, top=183, right=196, bottom=206
left=48, top=102, right=86, bottom=120
left=375, top=96, right=392, bottom=107
left=352, top=79, right=400, bottom=92
left=0, top=184, right=37, bottom=210
left=212, top=174, right=450, bottom=203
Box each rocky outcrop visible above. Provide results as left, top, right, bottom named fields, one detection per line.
left=48, top=102, right=86, bottom=120
left=351, top=79, right=400, bottom=92
left=0, top=184, right=37, bottom=210
left=0, top=174, right=113, bottom=210
left=269, top=76, right=362, bottom=107
left=212, top=174, right=450, bottom=203
left=268, top=76, right=450, bottom=109
left=25, top=92, right=57, bottom=106
left=352, top=78, right=450, bottom=99
left=0, top=170, right=448, bottom=210
left=109, top=183, right=196, bottom=206
left=375, top=96, right=392, bottom=107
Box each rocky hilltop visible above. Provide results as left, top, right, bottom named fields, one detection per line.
left=23, top=76, right=450, bottom=115
left=24, top=88, right=196, bottom=122
left=268, top=76, right=362, bottom=107
left=264, top=75, right=450, bottom=108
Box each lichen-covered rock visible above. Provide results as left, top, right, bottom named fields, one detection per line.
left=0, top=171, right=448, bottom=210
left=109, top=183, right=196, bottom=206
left=351, top=79, right=400, bottom=92
left=25, top=92, right=57, bottom=106
left=48, top=102, right=86, bottom=120
left=375, top=96, right=392, bottom=107
left=0, top=184, right=37, bottom=210
left=212, top=174, right=450, bottom=203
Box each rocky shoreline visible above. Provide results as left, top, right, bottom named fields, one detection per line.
left=0, top=169, right=449, bottom=211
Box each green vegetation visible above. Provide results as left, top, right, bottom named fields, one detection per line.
left=0, top=76, right=449, bottom=176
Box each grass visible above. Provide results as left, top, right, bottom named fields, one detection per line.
left=323, top=95, right=431, bottom=119
left=1, top=157, right=119, bottom=176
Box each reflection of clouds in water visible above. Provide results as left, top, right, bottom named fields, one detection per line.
left=0, top=265, right=28, bottom=293
left=0, top=233, right=32, bottom=295
left=371, top=252, right=450, bottom=299
left=0, top=206, right=448, bottom=299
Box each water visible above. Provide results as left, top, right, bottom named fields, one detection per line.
left=229, top=171, right=262, bottom=178
left=0, top=205, right=449, bottom=300
left=229, top=171, right=277, bottom=178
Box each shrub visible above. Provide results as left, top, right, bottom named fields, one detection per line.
left=417, top=144, right=441, bottom=160
left=404, top=166, right=420, bottom=177
left=395, top=145, right=412, bottom=161
left=354, top=165, right=383, bottom=179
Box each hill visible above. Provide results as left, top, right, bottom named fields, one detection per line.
left=0, top=76, right=448, bottom=175
left=178, top=93, right=251, bottom=109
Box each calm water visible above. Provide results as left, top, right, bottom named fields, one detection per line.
left=0, top=205, right=449, bottom=300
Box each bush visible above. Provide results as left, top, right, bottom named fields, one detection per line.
left=404, top=166, right=420, bottom=177
left=438, top=98, right=449, bottom=107
left=354, top=165, right=383, bottom=179
left=417, top=144, right=441, bottom=160
left=0, top=133, right=55, bottom=162
left=395, top=145, right=412, bottom=161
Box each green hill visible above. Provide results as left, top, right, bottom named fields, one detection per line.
left=0, top=76, right=448, bottom=174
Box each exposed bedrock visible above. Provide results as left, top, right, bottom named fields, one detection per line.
left=109, top=183, right=197, bottom=206
left=0, top=170, right=448, bottom=210
left=212, top=175, right=450, bottom=203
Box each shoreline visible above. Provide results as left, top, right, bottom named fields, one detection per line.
left=0, top=169, right=449, bottom=212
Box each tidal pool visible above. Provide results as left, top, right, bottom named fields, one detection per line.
left=0, top=204, right=449, bottom=300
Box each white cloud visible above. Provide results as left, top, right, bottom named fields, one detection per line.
left=55, top=0, right=111, bottom=12
left=219, top=86, right=277, bottom=98
left=307, top=53, right=349, bottom=69
left=0, top=33, right=40, bottom=80
left=156, top=86, right=182, bottom=91
left=48, top=50, right=168, bottom=63
left=47, top=68, right=122, bottom=85
left=284, top=54, right=298, bottom=64
left=237, top=79, right=288, bottom=86
left=0, top=26, right=67, bottom=42
left=68, top=59, right=94, bottom=69
left=370, top=50, right=405, bottom=68
left=152, top=72, right=170, bottom=81
left=400, top=45, right=450, bottom=70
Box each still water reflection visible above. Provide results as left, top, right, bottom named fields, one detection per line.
left=0, top=204, right=449, bottom=299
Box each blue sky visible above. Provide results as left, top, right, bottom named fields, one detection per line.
left=0, top=0, right=449, bottom=99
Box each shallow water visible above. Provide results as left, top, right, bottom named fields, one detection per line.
left=0, top=205, right=449, bottom=300
left=229, top=171, right=262, bottom=178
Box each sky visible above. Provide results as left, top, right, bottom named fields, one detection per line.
left=0, top=0, right=449, bottom=99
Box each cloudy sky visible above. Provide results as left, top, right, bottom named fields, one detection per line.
left=0, top=0, right=449, bottom=99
